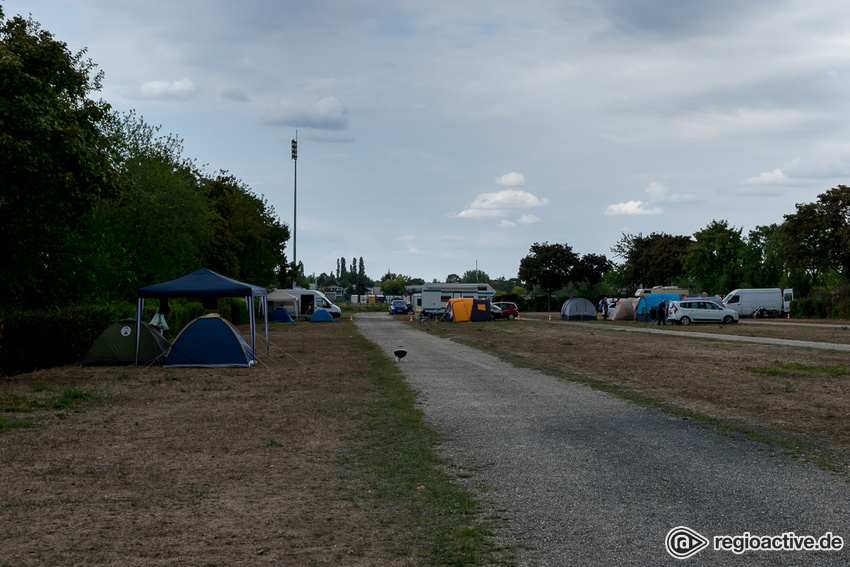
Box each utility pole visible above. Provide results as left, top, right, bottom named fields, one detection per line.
left=291, top=131, right=297, bottom=288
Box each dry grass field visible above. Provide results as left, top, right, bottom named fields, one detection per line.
left=0, top=321, right=502, bottom=567
left=416, top=315, right=850, bottom=471
left=4, top=313, right=850, bottom=566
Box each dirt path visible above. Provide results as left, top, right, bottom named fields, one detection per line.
left=356, top=313, right=850, bottom=566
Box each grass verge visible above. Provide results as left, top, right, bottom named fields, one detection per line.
left=346, top=329, right=512, bottom=565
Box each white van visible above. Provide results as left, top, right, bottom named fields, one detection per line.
left=722, top=288, right=794, bottom=318
left=280, top=289, right=342, bottom=320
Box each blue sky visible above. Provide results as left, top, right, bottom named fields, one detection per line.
left=13, top=1, right=850, bottom=282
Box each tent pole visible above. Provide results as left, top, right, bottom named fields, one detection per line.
left=135, top=298, right=144, bottom=365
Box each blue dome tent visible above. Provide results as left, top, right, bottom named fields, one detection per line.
left=164, top=314, right=255, bottom=368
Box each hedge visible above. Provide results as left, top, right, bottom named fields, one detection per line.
left=0, top=297, right=256, bottom=377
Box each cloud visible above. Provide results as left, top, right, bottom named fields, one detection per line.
left=498, top=220, right=516, bottom=228
left=260, top=96, right=349, bottom=130
left=742, top=168, right=791, bottom=186
left=606, top=181, right=696, bottom=215
left=455, top=189, right=550, bottom=220
left=138, top=78, right=198, bottom=100
left=604, top=200, right=663, bottom=216
left=518, top=214, right=541, bottom=224
left=495, top=172, right=526, bottom=187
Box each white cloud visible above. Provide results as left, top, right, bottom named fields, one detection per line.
left=138, top=78, right=198, bottom=100
left=743, top=168, right=791, bottom=185
left=455, top=189, right=550, bottom=220
left=498, top=219, right=516, bottom=228
left=605, top=181, right=695, bottom=216
left=604, top=200, right=663, bottom=216
left=518, top=214, right=541, bottom=224
left=260, top=96, right=349, bottom=130
left=495, top=172, right=526, bottom=187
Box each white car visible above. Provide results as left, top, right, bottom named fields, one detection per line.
left=668, top=300, right=739, bottom=325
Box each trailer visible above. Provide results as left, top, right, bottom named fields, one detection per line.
left=418, top=283, right=496, bottom=319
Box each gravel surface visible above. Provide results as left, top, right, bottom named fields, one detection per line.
left=356, top=313, right=850, bottom=566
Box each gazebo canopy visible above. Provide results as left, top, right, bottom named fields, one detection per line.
left=135, top=268, right=269, bottom=364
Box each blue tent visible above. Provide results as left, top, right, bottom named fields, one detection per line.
left=635, top=293, right=682, bottom=322
left=135, top=268, right=268, bottom=364
left=164, top=314, right=255, bottom=368
left=271, top=307, right=294, bottom=322
left=310, top=309, right=335, bottom=322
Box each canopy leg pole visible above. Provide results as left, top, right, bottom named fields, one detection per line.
left=135, top=298, right=144, bottom=365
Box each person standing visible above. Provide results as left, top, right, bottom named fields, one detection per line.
left=657, top=299, right=666, bottom=325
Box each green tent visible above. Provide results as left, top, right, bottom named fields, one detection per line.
left=83, top=319, right=170, bottom=365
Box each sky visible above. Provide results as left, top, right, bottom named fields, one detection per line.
left=11, top=1, right=850, bottom=283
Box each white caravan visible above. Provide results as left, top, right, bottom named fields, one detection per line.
left=418, top=283, right=496, bottom=318
left=722, top=288, right=794, bottom=318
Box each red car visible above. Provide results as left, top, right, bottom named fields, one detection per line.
left=492, top=301, right=519, bottom=320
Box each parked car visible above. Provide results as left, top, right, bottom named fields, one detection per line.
left=492, top=301, right=519, bottom=320
left=493, top=301, right=519, bottom=321
left=389, top=298, right=408, bottom=315
left=668, top=300, right=739, bottom=325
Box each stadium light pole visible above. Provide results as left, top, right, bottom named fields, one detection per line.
left=291, top=131, right=297, bottom=288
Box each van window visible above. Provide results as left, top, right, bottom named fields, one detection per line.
left=316, top=297, right=330, bottom=308
left=725, top=295, right=740, bottom=304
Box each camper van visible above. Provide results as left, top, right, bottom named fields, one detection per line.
left=418, top=283, right=496, bottom=318
left=634, top=286, right=690, bottom=296
left=722, top=288, right=794, bottom=318
left=280, top=289, right=342, bottom=320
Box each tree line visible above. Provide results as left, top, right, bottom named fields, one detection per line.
left=0, top=12, right=290, bottom=312
left=517, top=185, right=850, bottom=315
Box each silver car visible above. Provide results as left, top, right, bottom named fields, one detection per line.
left=668, top=300, right=739, bottom=325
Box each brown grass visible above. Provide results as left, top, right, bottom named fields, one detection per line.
left=416, top=317, right=850, bottom=468
left=0, top=322, right=421, bottom=566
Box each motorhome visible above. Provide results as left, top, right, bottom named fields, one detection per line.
left=722, top=288, right=794, bottom=318
left=634, top=286, right=690, bottom=296
left=418, top=283, right=496, bottom=318
left=278, top=289, right=342, bottom=320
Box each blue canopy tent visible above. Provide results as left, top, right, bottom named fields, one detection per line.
left=135, top=268, right=268, bottom=365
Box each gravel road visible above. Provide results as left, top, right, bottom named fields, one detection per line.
left=355, top=313, right=850, bottom=566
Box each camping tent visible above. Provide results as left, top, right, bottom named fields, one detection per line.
left=608, top=297, right=639, bottom=321
left=135, top=268, right=268, bottom=364
left=267, top=289, right=299, bottom=316
left=271, top=307, right=294, bottom=322
left=163, top=314, right=255, bottom=368
left=560, top=297, right=598, bottom=321
left=635, top=293, right=682, bottom=322
left=83, top=319, right=170, bottom=365
left=309, top=309, right=335, bottom=322
left=444, top=297, right=493, bottom=322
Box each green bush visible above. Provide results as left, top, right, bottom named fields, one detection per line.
left=790, top=298, right=826, bottom=319
left=831, top=300, right=850, bottom=320
left=0, top=303, right=134, bottom=376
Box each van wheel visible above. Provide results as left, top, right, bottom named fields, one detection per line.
left=680, top=316, right=691, bottom=326
left=722, top=315, right=734, bottom=325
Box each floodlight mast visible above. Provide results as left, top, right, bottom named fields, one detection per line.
left=291, top=131, right=297, bottom=288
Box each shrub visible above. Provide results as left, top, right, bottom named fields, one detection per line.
left=790, top=298, right=825, bottom=319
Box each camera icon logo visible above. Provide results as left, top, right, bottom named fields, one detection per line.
left=666, top=526, right=709, bottom=559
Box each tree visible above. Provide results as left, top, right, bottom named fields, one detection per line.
left=783, top=185, right=850, bottom=280
left=742, top=224, right=787, bottom=288
left=201, top=172, right=289, bottom=287
left=446, top=273, right=461, bottom=283
left=680, top=220, right=746, bottom=294
left=461, top=269, right=490, bottom=283
left=0, top=13, right=121, bottom=308
left=611, top=232, right=692, bottom=291
left=518, top=242, right=578, bottom=310
left=574, top=253, right=610, bottom=286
